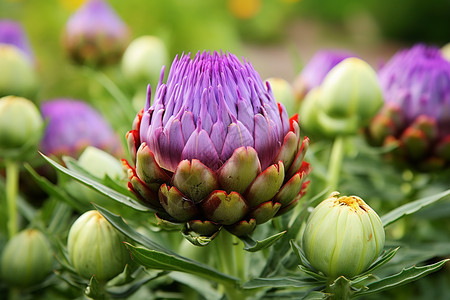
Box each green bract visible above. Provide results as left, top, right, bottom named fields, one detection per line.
left=0, top=95, right=43, bottom=160
left=0, top=45, right=37, bottom=98
left=302, top=192, right=385, bottom=279
left=0, top=229, right=53, bottom=287
left=67, top=210, right=130, bottom=281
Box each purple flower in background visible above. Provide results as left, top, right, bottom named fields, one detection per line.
left=367, top=44, right=450, bottom=170
left=40, top=99, right=123, bottom=158
left=0, top=19, right=33, bottom=61
left=293, top=49, right=357, bottom=99
left=63, top=0, right=129, bottom=66
left=124, top=51, right=310, bottom=240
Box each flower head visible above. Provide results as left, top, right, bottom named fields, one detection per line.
left=367, top=44, right=450, bottom=169
left=302, top=192, right=385, bottom=279
left=293, top=49, right=357, bottom=100
left=63, top=0, right=129, bottom=66
left=124, top=51, right=310, bottom=240
left=0, top=19, right=33, bottom=61
left=40, top=99, right=122, bottom=158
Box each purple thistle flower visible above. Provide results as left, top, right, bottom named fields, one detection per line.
left=0, top=19, right=33, bottom=61
left=141, top=51, right=290, bottom=172
left=367, top=44, right=450, bottom=170
left=40, top=99, right=122, bottom=158
left=124, top=51, right=310, bottom=239
left=294, top=49, right=357, bottom=98
left=63, top=0, right=129, bottom=66
left=378, top=44, right=450, bottom=133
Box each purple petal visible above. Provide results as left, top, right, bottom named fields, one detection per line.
left=182, top=129, right=221, bottom=171
left=220, top=121, right=254, bottom=162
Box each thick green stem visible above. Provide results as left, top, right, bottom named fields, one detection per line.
left=327, top=136, right=345, bottom=193
left=213, top=231, right=247, bottom=300
left=6, top=160, right=20, bottom=238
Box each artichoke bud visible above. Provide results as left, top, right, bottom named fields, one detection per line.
left=265, top=77, right=297, bottom=117
left=400, top=127, right=429, bottom=160
left=0, top=96, right=43, bottom=160
left=316, top=58, right=383, bottom=136
left=67, top=210, right=130, bottom=281
left=121, top=35, right=169, bottom=85
left=302, top=192, right=385, bottom=280
left=0, top=45, right=37, bottom=98
left=1, top=228, right=53, bottom=287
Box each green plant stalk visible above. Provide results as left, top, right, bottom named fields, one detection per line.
left=327, top=136, right=345, bottom=192
left=6, top=160, right=19, bottom=238
left=213, top=231, right=247, bottom=300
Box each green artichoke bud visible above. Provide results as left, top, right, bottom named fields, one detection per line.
left=121, top=35, right=169, bottom=85
left=302, top=192, right=385, bottom=279
left=0, top=96, right=43, bottom=160
left=0, top=228, right=53, bottom=287
left=67, top=210, right=129, bottom=281
left=0, top=45, right=37, bottom=98
left=65, top=147, right=125, bottom=212
left=265, top=77, right=298, bottom=116
left=315, top=58, right=383, bottom=137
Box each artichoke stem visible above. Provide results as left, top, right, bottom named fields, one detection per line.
left=6, top=160, right=19, bottom=238
left=327, top=136, right=345, bottom=192
left=326, top=277, right=353, bottom=300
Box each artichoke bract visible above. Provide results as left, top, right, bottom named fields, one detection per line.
left=0, top=228, right=53, bottom=287
left=67, top=210, right=130, bottom=282
left=124, top=51, right=310, bottom=239
left=302, top=192, right=385, bottom=280
left=63, top=0, right=129, bottom=66
left=367, top=44, right=450, bottom=170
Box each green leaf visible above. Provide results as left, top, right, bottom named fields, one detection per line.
left=291, top=240, right=328, bottom=282
left=238, top=231, right=286, bottom=252
left=381, top=189, right=450, bottom=227
left=358, top=247, right=399, bottom=277
left=125, top=243, right=239, bottom=286
left=302, top=291, right=330, bottom=300
left=24, top=163, right=88, bottom=212
left=41, top=153, right=149, bottom=212
left=94, top=204, right=239, bottom=286
left=242, top=276, right=320, bottom=289
left=169, top=272, right=222, bottom=300
left=354, top=259, right=449, bottom=297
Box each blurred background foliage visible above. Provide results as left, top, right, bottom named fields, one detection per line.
left=1, top=0, right=449, bottom=106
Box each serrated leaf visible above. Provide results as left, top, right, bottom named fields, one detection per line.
left=107, top=270, right=167, bottom=298
left=381, top=189, right=450, bottom=227
left=354, top=259, right=449, bottom=297
left=238, top=231, right=286, bottom=252
left=41, top=153, right=149, bottom=212
left=242, top=276, right=320, bottom=289
left=125, top=243, right=239, bottom=286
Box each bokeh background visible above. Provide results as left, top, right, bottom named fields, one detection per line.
left=1, top=0, right=449, bottom=103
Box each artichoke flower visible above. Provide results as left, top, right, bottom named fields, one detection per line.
left=302, top=192, right=385, bottom=280
left=63, top=0, right=129, bottom=66
left=124, top=51, right=310, bottom=239
left=0, top=19, right=34, bottom=61
left=367, top=44, right=450, bottom=170
left=293, top=49, right=356, bottom=101
left=40, top=99, right=122, bottom=158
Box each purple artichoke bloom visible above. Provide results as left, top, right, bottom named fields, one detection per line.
left=124, top=51, right=310, bottom=240
left=293, top=49, right=357, bottom=100
left=40, top=99, right=123, bottom=158
left=63, top=0, right=129, bottom=66
left=368, top=44, right=450, bottom=170
left=0, top=19, right=33, bottom=61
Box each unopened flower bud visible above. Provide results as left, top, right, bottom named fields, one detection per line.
left=67, top=210, right=129, bottom=281
left=0, top=229, right=53, bottom=287
left=0, top=45, right=37, bottom=98
left=121, top=35, right=168, bottom=85
left=265, top=77, right=297, bottom=116
left=316, top=58, right=383, bottom=136
left=0, top=96, right=43, bottom=160
left=302, top=192, right=385, bottom=279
